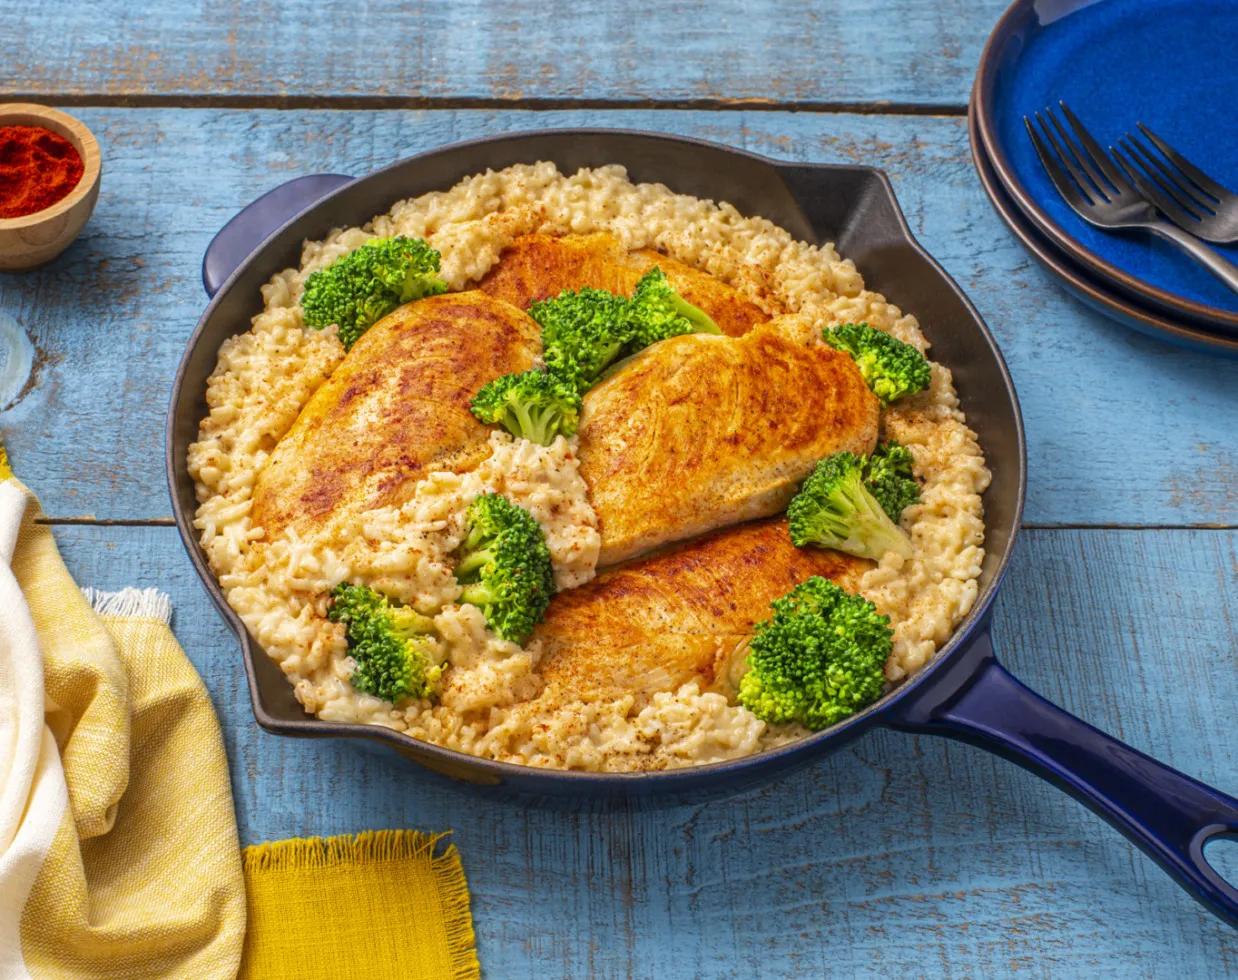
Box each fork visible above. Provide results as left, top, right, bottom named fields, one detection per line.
left=1024, top=103, right=1238, bottom=295
left=1111, top=124, right=1238, bottom=244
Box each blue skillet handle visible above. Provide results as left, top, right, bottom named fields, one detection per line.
left=202, top=174, right=356, bottom=297
left=888, top=628, right=1238, bottom=928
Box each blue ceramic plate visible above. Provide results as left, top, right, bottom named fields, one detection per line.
left=969, top=98, right=1238, bottom=358
left=975, top=0, right=1238, bottom=332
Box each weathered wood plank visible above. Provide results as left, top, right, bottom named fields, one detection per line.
left=4, top=0, right=1003, bottom=107
left=2, top=109, right=1235, bottom=527
left=48, top=523, right=1238, bottom=977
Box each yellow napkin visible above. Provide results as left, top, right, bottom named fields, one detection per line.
left=240, top=830, right=480, bottom=980
left=0, top=471, right=246, bottom=977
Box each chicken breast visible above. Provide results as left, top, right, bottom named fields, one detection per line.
left=533, top=518, right=869, bottom=703
left=252, top=291, right=540, bottom=537
left=477, top=232, right=775, bottom=337
left=579, top=324, right=880, bottom=567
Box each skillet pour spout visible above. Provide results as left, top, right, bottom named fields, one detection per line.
left=171, top=128, right=1238, bottom=928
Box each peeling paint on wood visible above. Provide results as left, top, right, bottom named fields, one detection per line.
left=0, top=0, right=1007, bottom=107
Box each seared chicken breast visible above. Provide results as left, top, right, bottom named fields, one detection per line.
left=579, top=324, right=880, bottom=567
left=477, top=232, right=775, bottom=337
left=254, top=238, right=874, bottom=576
left=252, top=291, right=540, bottom=536
left=534, top=518, right=869, bottom=702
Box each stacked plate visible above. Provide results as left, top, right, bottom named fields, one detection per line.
left=971, top=0, right=1238, bottom=356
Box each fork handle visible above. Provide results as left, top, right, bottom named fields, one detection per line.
left=1149, top=221, right=1238, bottom=295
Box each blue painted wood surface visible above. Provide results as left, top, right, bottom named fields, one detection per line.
left=3, top=0, right=1004, bottom=108
left=1, top=109, right=1236, bottom=526
left=4, top=4, right=1238, bottom=975
left=45, top=524, right=1238, bottom=978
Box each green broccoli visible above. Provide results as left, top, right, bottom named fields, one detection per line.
left=863, top=441, right=921, bottom=523
left=470, top=369, right=582, bottom=446
left=624, top=267, right=721, bottom=348
left=328, top=583, right=442, bottom=703
left=455, top=493, right=556, bottom=644
left=528, top=287, right=633, bottom=392
left=738, top=576, right=892, bottom=729
left=527, top=272, right=719, bottom=394
left=787, top=451, right=913, bottom=560
left=302, top=236, right=448, bottom=349
left=822, top=323, right=931, bottom=405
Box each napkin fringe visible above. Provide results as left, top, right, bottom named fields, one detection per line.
left=243, top=830, right=479, bottom=980
left=82, top=586, right=172, bottom=624
left=436, top=849, right=478, bottom=980
left=242, top=829, right=447, bottom=872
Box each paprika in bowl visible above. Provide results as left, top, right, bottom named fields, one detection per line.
left=0, top=104, right=101, bottom=272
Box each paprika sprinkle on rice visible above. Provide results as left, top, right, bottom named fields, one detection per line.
left=0, top=125, right=84, bottom=219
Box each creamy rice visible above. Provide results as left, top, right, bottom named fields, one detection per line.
left=188, top=162, right=990, bottom=770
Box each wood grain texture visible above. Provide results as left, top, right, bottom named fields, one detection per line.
left=1, top=108, right=1236, bottom=527
left=2, top=0, right=1004, bottom=108
left=5, top=6, right=1234, bottom=974
left=48, top=523, right=1238, bottom=977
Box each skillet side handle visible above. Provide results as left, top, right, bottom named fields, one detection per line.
left=887, top=630, right=1238, bottom=929
left=202, top=173, right=355, bottom=297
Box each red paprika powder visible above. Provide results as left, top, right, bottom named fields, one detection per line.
left=0, top=125, right=85, bottom=219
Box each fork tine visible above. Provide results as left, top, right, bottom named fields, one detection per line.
left=1037, top=111, right=1105, bottom=203
left=1124, top=134, right=1208, bottom=215
left=1137, top=123, right=1229, bottom=201
left=1025, top=115, right=1094, bottom=210
left=1111, top=144, right=1199, bottom=225
left=1126, top=134, right=1216, bottom=214
left=1058, top=101, right=1130, bottom=193
left=1044, top=107, right=1112, bottom=200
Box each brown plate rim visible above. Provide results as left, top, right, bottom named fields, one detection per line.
left=968, top=88, right=1238, bottom=356
left=971, top=0, right=1238, bottom=331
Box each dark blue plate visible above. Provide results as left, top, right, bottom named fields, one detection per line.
left=969, top=98, right=1238, bottom=358
left=975, top=0, right=1238, bottom=331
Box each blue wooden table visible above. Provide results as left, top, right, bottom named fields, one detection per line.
left=4, top=3, right=1238, bottom=976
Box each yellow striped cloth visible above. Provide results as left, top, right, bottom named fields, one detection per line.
left=0, top=467, right=246, bottom=977
left=0, top=445, right=480, bottom=979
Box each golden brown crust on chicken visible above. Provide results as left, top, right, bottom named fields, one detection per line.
left=476, top=232, right=776, bottom=337
left=252, top=291, right=541, bottom=536
left=578, top=324, right=881, bottom=567
left=533, top=518, right=869, bottom=703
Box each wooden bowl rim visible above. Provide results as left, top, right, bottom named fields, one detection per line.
left=0, top=103, right=101, bottom=230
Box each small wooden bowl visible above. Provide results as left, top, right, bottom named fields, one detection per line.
left=0, top=104, right=102, bottom=272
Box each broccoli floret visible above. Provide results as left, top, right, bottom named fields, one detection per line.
left=624, top=267, right=721, bottom=348
left=864, top=441, right=921, bottom=523
left=328, top=583, right=442, bottom=703
left=787, top=451, right=913, bottom=560
left=528, top=272, right=718, bottom=393
left=738, top=576, right=892, bottom=729
left=823, top=323, right=931, bottom=405
left=455, top=493, right=556, bottom=644
left=470, top=370, right=582, bottom=446
left=528, top=287, right=633, bottom=392
left=302, top=236, right=447, bottom=349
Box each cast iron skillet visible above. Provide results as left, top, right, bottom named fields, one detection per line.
left=167, top=130, right=1238, bottom=927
